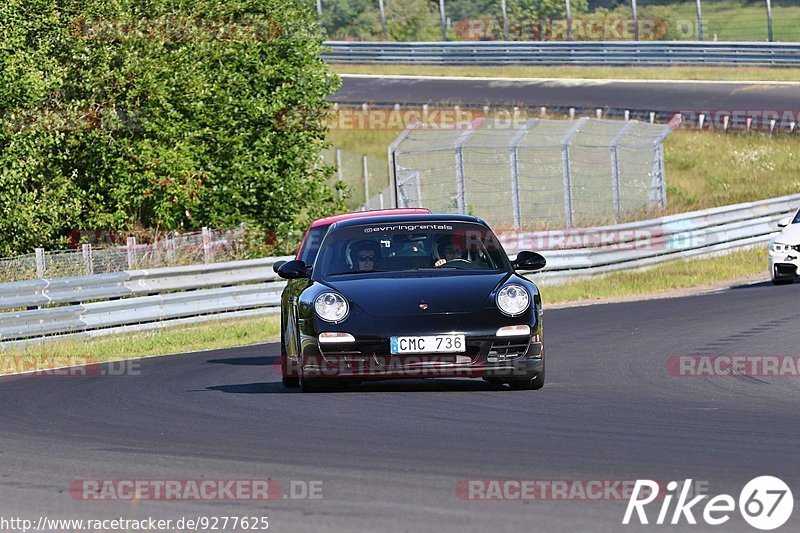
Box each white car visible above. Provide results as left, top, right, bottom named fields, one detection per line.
left=769, top=210, right=800, bottom=284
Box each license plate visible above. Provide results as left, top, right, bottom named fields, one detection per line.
left=390, top=335, right=465, bottom=354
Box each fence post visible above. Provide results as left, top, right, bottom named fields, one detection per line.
left=166, top=233, right=176, bottom=262
left=379, top=192, right=384, bottom=209
left=566, top=0, right=572, bottom=41
left=439, top=0, right=447, bottom=41
left=387, top=120, right=418, bottom=208
left=765, top=0, right=774, bottom=42
left=696, top=0, right=704, bottom=40
left=508, top=119, right=539, bottom=230
left=82, top=243, right=94, bottom=275
left=453, top=119, right=484, bottom=214
left=560, top=118, right=588, bottom=228
left=378, top=0, right=387, bottom=40
left=126, top=237, right=136, bottom=269
left=630, top=0, right=639, bottom=41
left=336, top=148, right=344, bottom=200
left=610, top=121, right=637, bottom=222
left=362, top=155, right=370, bottom=208
left=202, top=227, right=212, bottom=264
left=501, top=0, right=509, bottom=40
left=35, top=248, right=46, bottom=278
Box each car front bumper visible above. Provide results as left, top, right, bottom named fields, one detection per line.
left=769, top=248, right=800, bottom=281
left=296, top=334, right=544, bottom=381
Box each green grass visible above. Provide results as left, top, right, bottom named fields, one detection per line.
left=1, top=314, right=280, bottom=376
left=331, top=64, right=800, bottom=82
left=540, top=247, right=768, bottom=304
left=665, top=131, right=800, bottom=212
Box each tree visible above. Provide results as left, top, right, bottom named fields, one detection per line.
left=0, top=0, right=342, bottom=256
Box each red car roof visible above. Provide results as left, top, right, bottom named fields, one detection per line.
left=309, top=208, right=431, bottom=227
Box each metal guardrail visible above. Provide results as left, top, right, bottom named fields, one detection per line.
left=1, top=193, right=798, bottom=346
left=322, top=41, right=800, bottom=66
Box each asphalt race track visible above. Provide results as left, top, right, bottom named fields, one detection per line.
left=1, top=281, right=799, bottom=532
left=332, top=75, right=800, bottom=116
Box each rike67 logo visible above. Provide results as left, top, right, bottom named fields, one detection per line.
left=623, top=477, right=793, bottom=530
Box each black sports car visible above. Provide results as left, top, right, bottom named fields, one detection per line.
left=277, top=213, right=547, bottom=392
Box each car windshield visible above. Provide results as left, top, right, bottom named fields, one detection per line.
left=297, top=225, right=329, bottom=266
left=793, top=210, right=800, bottom=224
left=315, top=221, right=510, bottom=278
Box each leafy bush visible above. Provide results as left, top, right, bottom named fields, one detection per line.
left=0, top=0, right=342, bottom=257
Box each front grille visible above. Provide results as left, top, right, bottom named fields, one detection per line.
left=488, top=340, right=530, bottom=360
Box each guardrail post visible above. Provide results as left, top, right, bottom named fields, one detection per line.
left=127, top=237, right=136, bottom=269
left=611, top=121, right=637, bottom=222
left=82, top=243, right=94, bottom=275
left=35, top=248, right=46, bottom=278
left=560, top=118, right=588, bottom=228
left=509, top=119, right=539, bottom=230
left=631, top=0, right=639, bottom=41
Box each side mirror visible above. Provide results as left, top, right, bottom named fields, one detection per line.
left=272, top=260, right=287, bottom=273
left=277, top=259, right=310, bottom=279
left=513, top=251, right=547, bottom=272
left=777, top=216, right=792, bottom=229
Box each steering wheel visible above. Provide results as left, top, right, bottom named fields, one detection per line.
left=439, top=259, right=482, bottom=270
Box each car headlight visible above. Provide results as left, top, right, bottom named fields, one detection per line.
left=771, top=242, right=791, bottom=253
left=496, top=284, right=530, bottom=316
left=314, top=292, right=349, bottom=323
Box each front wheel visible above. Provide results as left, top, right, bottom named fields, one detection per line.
left=280, top=328, right=299, bottom=388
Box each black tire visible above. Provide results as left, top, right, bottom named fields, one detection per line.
left=507, top=367, right=545, bottom=391
left=772, top=277, right=794, bottom=285
left=280, top=326, right=299, bottom=388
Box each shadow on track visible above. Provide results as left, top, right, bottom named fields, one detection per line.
left=207, top=379, right=509, bottom=394
left=206, top=356, right=279, bottom=366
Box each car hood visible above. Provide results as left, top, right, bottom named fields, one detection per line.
left=325, top=273, right=508, bottom=316
left=775, top=223, right=800, bottom=245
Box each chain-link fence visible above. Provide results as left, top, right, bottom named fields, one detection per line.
left=316, top=0, right=800, bottom=42
left=321, top=147, right=392, bottom=211
left=390, top=117, right=674, bottom=230
left=0, top=227, right=269, bottom=284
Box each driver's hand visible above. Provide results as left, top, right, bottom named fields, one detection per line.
left=434, top=258, right=446, bottom=267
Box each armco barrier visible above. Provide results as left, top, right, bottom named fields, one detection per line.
left=0, top=194, right=798, bottom=345
left=322, top=41, right=800, bottom=67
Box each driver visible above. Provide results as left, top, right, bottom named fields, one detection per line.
left=434, top=236, right=467, bottom=267
left=350, top=239, right=381, bottom=271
